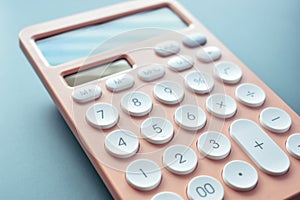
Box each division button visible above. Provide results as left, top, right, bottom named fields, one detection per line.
left=163, top=145, right=198, bottom=175
left=106, top=74, right=134, bottom=92
left=72, top=84, right=101, bottom=103
left=154, top=40, right=180, bottom=57
left=86, top=103, right=119, bottom=129
left=174, top=105, right=206, bottom=131
left=126, top=159, right=162, bottom=191
left=214, top=62, right=242, bottom=84
left=230, top=119, right=290, bottom=176
left=260, top=107, right=292, bottom=133
left=154, top=81, right=184, bottom=105
left=168, top=55, right=194, bottom=72
left=141, top=117, right=174, bottom=144
left=222, top=160, right=258, bottom=191
left=183, top=32, right=207, bottom=48
left=286, top=133, right=300, bottom=159
left=235, top=83, right=266, bottom=107
left=196, top=46, right=221, bottom=63
left=197, top=131, right=231, bottom=160
left=185, top=71, right=214, bottom=94
left=138, top=64, right=165, bottom=82
left=187, top=175, right=224, bottom=200
left=206, top=94, right=237, bottom=118
left=105, top=130, right=139, bottom=158
left=152, top=192, right=183, bottom=200
left=121, top=91, right=153, bottom=117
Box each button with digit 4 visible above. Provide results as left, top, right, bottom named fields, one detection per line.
left=286, top=133, right=300, bottom=159
left=187, top=175, right=224, bottom=200
left=154, top=81, right=184, bottom=105
left=197, top=131, right=231, bottom=160
left=185, top=71, right=214, bottom=94
left=105, top=130, right=139, bottom=158
left=163, top=145, right=198, bottom=175
left=126, top=159, right=162, bottom=191
left=214, top=62, right=242, bottom=84
left=121, top=91, right=152, bottom=117
left=235, top=83, right=266, bottom=107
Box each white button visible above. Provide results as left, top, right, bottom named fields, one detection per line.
left=185, top=71, right=214, bottom=94
left=260, top=107, right=292, bottom=133
left=163, top=145, right=198, bottom=175
left=72, top=85, right=101, bottom=103
left=222, top=160, right=258, bottom=191
left=187, top=175, right=224, bottom=200
left=206, top=94, right=237, bottom=118
left=168, top=55, right=194, bottom=72
left=214, top=62, right=242, bottom=84
left=174, top=105, right=206, bottom=131
left=154, top=40, right=180, bottom=57
left=121, top=91, right=152, bottom=117
left=86, top=103, right=119, bottom=129
left=106, top=74, right=134, bottom=92
left=230, top=119, right=290, bottom=175
left=138, top=64, right=165, bottom=82
left=126, top=159, right=162, bottom=191
left=286, top=133, right=300, bottom=159
left=196, top=46, right=221, bottom=63
left=141, top=117, right=174, bottom=144
left=154, top=81, right=184, bottom=105
left=183, top=33, right=207, bottom=48
left=105, top=130, right=139, bottom=158
left=152, top=192, right=183, bottom=200
left=197, top=131, right=231, bottom=160
left=235, top=83, right=266, bottom=107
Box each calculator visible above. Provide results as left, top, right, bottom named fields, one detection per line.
left=19, top=0, right=300, bottom=199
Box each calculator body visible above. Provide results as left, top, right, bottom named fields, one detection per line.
left=19, top=0, right=300, bottom=199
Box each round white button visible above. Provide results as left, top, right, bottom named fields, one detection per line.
left=183, top=32, right=207, bottom=48
left=214, top=62, right=242, bottom=84
left=126, top=159, right=162, bottom=191
left=105, top=130, right=139, bottom=158
left=196, top=46, right=221, bottom=63
left=168, top=55, right=194, bottom=72
left=152, top=192, right=183, bottom=200
left=174, top=105, right=207, bottom=131
left=185, top=71, right=214, bottom=94
left=141, top=117, right=174, bottom=144
left=197, top=131, right=231, bottom=160
left=187, top=175, right=224, bottom=200
left=286, top=133, right=300, bottom=159
left=154, top=81, right=184, bottom=105
left=163, top=145, right=198, bottom=175
left=260, top=107, right=292, bottom=133
left=206, top=94, right=237, bottom=118
left=121, top=91, right=152, bottom=117
left=222, top=160, right=258, bottom=191
left=86, top=103, right=119, bottom=129
left=235, top=83, right=266, bottom=107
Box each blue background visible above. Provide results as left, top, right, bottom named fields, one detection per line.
left=1, top=0, right=299, bottom=199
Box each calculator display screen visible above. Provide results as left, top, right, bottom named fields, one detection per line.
left=64, top=59, right=131, bottom=87
left=36, top=7, right=188, bottom=66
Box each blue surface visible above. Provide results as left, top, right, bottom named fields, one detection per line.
left=0, top=0, right=299, bottom=199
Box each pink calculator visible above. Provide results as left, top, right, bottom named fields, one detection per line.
left=19, top=0, right=300, bottom=199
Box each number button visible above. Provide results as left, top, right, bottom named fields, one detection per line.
left=196, top=46, right=221, bottom=63
left=197, top=131, right=231, bottom=160
left=126, top=159, right=162, bottom=191
left=141, top=117, right=174, bottom=144
left=154, top=40, right=180, bottom=57
left=86, top=103, right=119, bottom=129
left=206, top=94, right=237, bottom=118
left=235, top=83, right=266, bottom=107
left=214, top=62, right=242, bottom=84
left=174, top=105, right=207, bottom=131
left=72, top=84, right=101, bottom=103
left=168, top=55, right=194, bottom=72
left=121, top=91, right=152, bottom=116
left=104, top=130, right=139, bottom=158
left=185, top=71, right=214, bottom=94
left=152, top=192, right=183, bottom=200
left=154, top=81, right=184, bottom=105
left=260, top=107, right=292, bottom=133
left=163, top=145, right=198, bottom=175
left=187, top=176, right=224, bottom=200
left=286, top=133, right=300, bottom=159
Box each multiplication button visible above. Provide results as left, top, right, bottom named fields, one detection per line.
left=235, top=83, right=266, bottom=107
left=126, top=159, right=161, bottom=191
left=222, top=160, right=258, bottom=191
left=286, top=133, right=300, bottom=159
left=260, top=107, right=292, bottom=133
left=187, top=176, right=224, bottom=200
left=206, top=94, right=237, bottom=118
